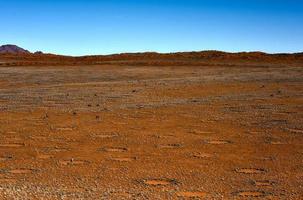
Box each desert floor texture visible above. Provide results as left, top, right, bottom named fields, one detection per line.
left=0, top=64, right=302, bottom=199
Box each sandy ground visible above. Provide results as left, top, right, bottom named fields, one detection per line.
left=0, top=65, right=302, bottom=199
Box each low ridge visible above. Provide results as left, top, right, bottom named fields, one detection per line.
left=0, top=44, right=302, bottom=67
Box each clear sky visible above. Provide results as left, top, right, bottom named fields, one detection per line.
left=1, top=0, right=303, bottom=56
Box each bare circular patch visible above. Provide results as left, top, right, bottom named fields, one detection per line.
left=142, top=179, right=177, bottom=186
left=0, top=178, right=16, bottom=182
left=190, top=130, right=215, bottom=135
left=253, top=180, right=275, bottom=187
left=237, top=191, right=267, bottom=197
left=268, top=141, right=286, bottom=145
left=0, top=156, right=13, bottom=161
left=0, top=158, right=6, bottom=161
left=158, top=144, right=182, bottom=149
left=30, top=136, right=47, bottom=141
left=236, top=168, right=266, bottom=174
left=43, top=147, right=70, bottom=153
left=111, top=157, right=136, bottom=162
left=55, top=127, right=74, bottom=131
left=257, top=156, right=275, bottom=161
left=192, top=153, right=213, bottom=159
left=92, top=134, right=119, bottom=139
left=9, top=169, right=33, bottom=174
left=111, top=192, right=132, bottom=198
left=101, top=147, right=128, bottom=152
left=204, top=140, right=231, bottom=144
left=0, top=143, right=24, bottom=148
left=59, top=159, right=89, bottom=166
left=151, top=134, right=175, bottom=139
left=286, top=128, right=303, bottom=134
left=91, top=131, right=119, bottom=139
left=37, top=154, right=53, bottom=159
left=176, top=191, right=207, bottom=198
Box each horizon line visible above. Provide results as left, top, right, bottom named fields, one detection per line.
left=1, top=44, right=302, bottom=57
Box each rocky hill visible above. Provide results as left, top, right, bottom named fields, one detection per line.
left=0, top=44, right=30, bottom=54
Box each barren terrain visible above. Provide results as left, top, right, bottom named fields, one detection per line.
left=0, top=54, right=302, bottom=199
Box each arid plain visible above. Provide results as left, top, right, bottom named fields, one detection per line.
left=0, top=52, right=302, bottom=199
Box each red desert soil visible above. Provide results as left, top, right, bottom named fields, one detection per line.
left=0, top=53, right=302, bottom=199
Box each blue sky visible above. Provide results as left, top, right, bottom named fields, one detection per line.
left=1, top=0, right=303, bottom=55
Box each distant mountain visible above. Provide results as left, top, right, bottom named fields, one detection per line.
left=0, top=44, right=30, bottom=54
